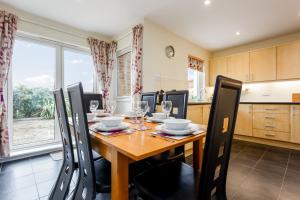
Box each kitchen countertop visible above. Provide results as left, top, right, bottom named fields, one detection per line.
left=188, top=101, right=300, bottom=105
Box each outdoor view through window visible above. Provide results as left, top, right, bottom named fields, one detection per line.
left=11, top=38, right=95, bottom=149
left=12, top=39, right=56, bottom=148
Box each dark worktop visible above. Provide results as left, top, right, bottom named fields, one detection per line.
left=188, top=101, right=300, bottom=105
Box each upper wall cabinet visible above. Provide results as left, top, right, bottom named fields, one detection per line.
left=227, top=52, right=250, bottom=82
left=209, top=56, right=227, bottom=86
left=250, top=47, right=276, bottom=82
left=277, top=41, right=300, bottom=80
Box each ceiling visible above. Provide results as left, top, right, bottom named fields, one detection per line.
left=2, top=0, right=300, bottom=51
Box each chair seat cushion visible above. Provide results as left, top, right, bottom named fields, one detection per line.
left=133, top=160, right=200, bottom=200
left=74, top=149, right=102, bottom=168
left=94, top=158, right=111, bottom=193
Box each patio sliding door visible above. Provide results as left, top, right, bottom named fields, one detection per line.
left=11, top=38, right=58, bottom=149
left=9, top=35, right=96, bottom=152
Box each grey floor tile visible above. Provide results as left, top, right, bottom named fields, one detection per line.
left=34, top=169, right=59, bottom=183
left=37, top=179, right=55, bottom=198
left=13, top=174, right=36, bottom=190
left=255, top=159, right=287, bottom=177
left=3, top=186, right=39, bottom=200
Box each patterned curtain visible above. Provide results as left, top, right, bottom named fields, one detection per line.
left=188, top=56, right=204, bottom=72
left=131, top=24, right=143, bottom=96
left=87, top=37, right=117, bottom=110
left=0, top=11, right=18, bottom=157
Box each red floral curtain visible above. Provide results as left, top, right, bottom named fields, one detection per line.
left=87, top=37, right=117, bottom=110
left=131, top=24, right=143, bottom=96
left=188, top=56, right=204, bottom=72
left=0, top=11, right=18, bottom=157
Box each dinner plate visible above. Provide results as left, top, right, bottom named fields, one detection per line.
left=95, top=113, right=111, bottom=117
left=88, top=117, right=102, bottom=123
left=93, top=122, right=129, bottom=132
left=155, top=123, right=200, bottom=135
left=147, top=117, right=174, bottom=123
left=122, top=114, right=143, bottom=119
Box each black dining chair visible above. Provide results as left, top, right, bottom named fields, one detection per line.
left=133, top=76, right=242, bottom=200
left=83, top=93, right=103, bottom=113
left=164, top=90, right=189, bottom=119
left=141, top=92, right=158, bottom=116
left=67, top=83, right=111, bottom=200
left=49, top=89, right=76, bottom=200
left=148, top=90, right=189, bottom=165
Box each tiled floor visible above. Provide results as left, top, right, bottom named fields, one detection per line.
left=1, top=140, right=300, bottom=200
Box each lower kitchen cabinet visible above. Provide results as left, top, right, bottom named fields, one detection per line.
left=202, top=105, right=211, bottom=125
left=187, top=105, right=203, bottom=124
left=235, top=104, right=253, bottom=136
left=253, top=129, right=290, bottom=142
left=291, top=105, right=300, bottom=144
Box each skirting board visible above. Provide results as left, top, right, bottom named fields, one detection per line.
left=234, top=135, right=300, bottom=151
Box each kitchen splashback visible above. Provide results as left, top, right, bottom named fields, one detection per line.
left=206, top=80, right=300, bottom=102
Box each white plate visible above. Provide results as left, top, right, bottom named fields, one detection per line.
left=155, top=123, right=200, bottom=135
left=88, top=117, right=102, bottom=123
left=93, top=122, right=129, bottom=132
left=122, top=114, right=143, bottom=118
left=147, top=117, right=174, bottom=123
left=95, top=113, right=111, bottom=117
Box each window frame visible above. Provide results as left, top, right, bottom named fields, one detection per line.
left=8, top=33, right=98, bottom=151
left=187, top=68, right=205, bottom=101
left=116, top=46, right=132, bottom=97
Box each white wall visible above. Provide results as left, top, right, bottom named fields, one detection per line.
left=142, top=19, right=211, bottom=92
left=240, top=81, right=300, bottom=102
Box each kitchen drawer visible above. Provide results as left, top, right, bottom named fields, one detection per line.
left=253, top=105, right=290, bottom=114
left=253, top=129, right=290, bottom=142
left=253, top=113, right=290, bottom=132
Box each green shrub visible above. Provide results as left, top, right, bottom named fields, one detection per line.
left=13, top=85, right=55, bottom=119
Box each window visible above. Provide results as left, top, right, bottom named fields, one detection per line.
left=117, top=51, right=131, bottom=96
left=64, top=49, right=95, bottom=92
left=12, top=39, right=56, bottom=147
left=187, top=56, right=205, bottom=101
left=10, top=36, right=96, bottom=150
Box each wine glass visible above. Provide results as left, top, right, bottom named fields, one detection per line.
left=89, top=100, right=99, bottom=112
left=137, top=101, right=149, bottom=131
left=132, top=100, right=141, bottom=124
left=107, top=100, right=117, bottom=115
left=161, top=101, right=172, bottom=118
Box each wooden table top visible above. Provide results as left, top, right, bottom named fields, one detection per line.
left=89, top=121, right=206, bottom=161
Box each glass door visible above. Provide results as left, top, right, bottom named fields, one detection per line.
left=11, top=38, right=57, bottom=149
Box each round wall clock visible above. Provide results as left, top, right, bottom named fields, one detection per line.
left=165, top=45, right=175, bottom=58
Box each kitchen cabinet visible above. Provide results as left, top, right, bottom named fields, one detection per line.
left=291, top=105, right=300, bottom=144
left=277, top=41, right=300, bottom=80
left=250, top=47, right=276, bottom=82
left=187, top=105, right=203, bottom=124
left=252, top=104, right=291, bottom=142
left=227, top=52, right=250, bottom=82
left=202, top=105, right=211, bottom=125
left=235, top=104, right=253, bottom=136
left=209, top=57, right=227, bottom=86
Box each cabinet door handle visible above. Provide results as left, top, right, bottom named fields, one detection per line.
left=265, top=125, right=275, bottom=128
left=265, top=133, right=275, bottom=137
left=265, top=117, right=275, bottom=119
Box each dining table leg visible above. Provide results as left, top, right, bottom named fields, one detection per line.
left=111, top=149, right=130, bottom=200
left=193, top=137, right=204, bottom=171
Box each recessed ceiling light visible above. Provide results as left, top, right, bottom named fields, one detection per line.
left=204, top=0, right=211, bottom=6
left=236, top=31, right=241, bottom=36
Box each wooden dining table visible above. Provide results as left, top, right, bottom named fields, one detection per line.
left=88, top=120, right=206, bottom=200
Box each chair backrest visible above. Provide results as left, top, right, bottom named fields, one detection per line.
left=164, top=90, right=189, bottom=119
left=49, top=89, right=75, bottom=200
left=141, top=92, right=158, bottom=116
left=83, top=93, right=103, bottom=113
left=67, top=83, right=96, bottom=200
left=198, top=76, right=242, bottom=200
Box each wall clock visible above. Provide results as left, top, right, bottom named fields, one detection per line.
left=165, top=45, right=175, bottom=58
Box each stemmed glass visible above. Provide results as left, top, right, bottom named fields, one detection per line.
left=137, top=101, right=149, bottom=131
left=132, top=100, right=141, bottom=124
left=90, top=100, right=99, bottom=112
left=161, top=101, right=172, bottom=118
left=106, top=100, right=117, bottom=115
